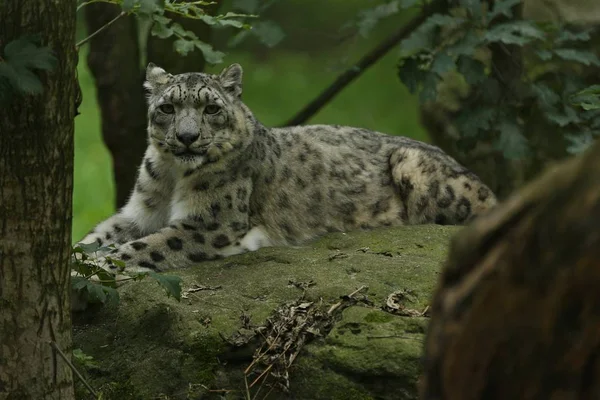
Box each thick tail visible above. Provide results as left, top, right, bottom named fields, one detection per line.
left=389, top=147, right=497, bottom=225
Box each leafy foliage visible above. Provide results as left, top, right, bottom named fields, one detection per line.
left=72, top=349, right=99, bottom=370
left=397, top=0, right=600, bottom=157
left=0, top=35, right=57, bottom=104
left=78, top=0, right=255, bottom=64
left=571, top=85, right=600, bottom=111
left=71, top=241, right=182, bottom=306
left=227, top=0, right=286, bottom=49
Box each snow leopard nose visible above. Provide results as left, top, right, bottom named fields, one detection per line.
left=176, top=131, right=200, bottom=146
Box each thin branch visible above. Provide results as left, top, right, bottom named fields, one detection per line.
left=77, top=0, right=114, bottom=12
left=49, top=341, right=98, bottom=399
left=281, top=0, right=445, bottom=127
left=76, top=11, right=126, bottom=48
left=327, top=285, right=367, bottom=315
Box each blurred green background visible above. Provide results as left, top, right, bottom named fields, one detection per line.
left=72, top=0, right=428, bottom=241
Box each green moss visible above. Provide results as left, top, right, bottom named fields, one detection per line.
left=73, top=225, right=457, bottom=399
left=292, top=355, right=375, bottom=400
left=363, top=311, right=395, bottom=324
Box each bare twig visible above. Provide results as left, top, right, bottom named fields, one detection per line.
left=244, top=374, right=252, bottom=400
left=281, top=0, right=445, bottom=127
left=327, top=285, right=368, bottom=315
left=49, top=341, right=98, bottom=399
left=76, top=11, right=126, bottom=48
left=77, top=0, right=112, bottom=12
left=367, top=335, right=424, bottom=340
left=249, top=364, right=273, bottom=389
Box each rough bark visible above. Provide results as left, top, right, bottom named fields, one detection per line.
left=421, top=139, right=600, bottom=399
left=84, top=4, right=148, bottom=208
left=0, top=1, right=78, bottom=399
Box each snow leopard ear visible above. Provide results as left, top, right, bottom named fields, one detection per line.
left=219, top=63, right=243, bottom=98
left=144, top=63, right=171, bottom=92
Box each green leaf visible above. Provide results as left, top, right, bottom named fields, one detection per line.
left=4, top=36, right=57, bottom=71
left=456, top=107, right=497, bottom=137
left=121, top=0, right=136, bottom=12
left=174, top=39, right=195, bottom=56
left=71, top=276, right=89, bottom=291
left=484, top=21, right=545, bottom=46
left=401, top=14, right=463, bottom=53
left=489, top=0, right=522, bottom=20
left=419, top=73, right=438, bottom=103
left=76, top=242, right=101, bottom=254
left=1, top=35, right=57, bottom=97
left=571, top=85, right=600, bottom=111
left=400, top=0, right=420, bottom=8
left=0, top=77, right=14, bottom=104
left=357, top=1, right=400, bottom=37
left=553, top=49, right=600, bottom=66
left=446, top=30, right=482, bottom=57
left=460, top=0, right=483, bottom=19
left=95, top=269, right=118, bottom=288
left=566, top=132, right=594, bottom=154
left=479, top=77, right=502, bottom=103
left=555, top=29, right=591, bottom=45
left=148, top=271, right=182, bottom=301
left=86, top=281, right=107, bottom=304
left=71, top=258, right=93, bottom=277
left=431, top=52, right=455, bottom=76
left=0, top=62, right=43, bottom=94
left=105, top=256, right=126, bottom=270
left=199, top=14, right=218, bottom=25
left=536, top=49, right=553, bottom=61
left=215, top=19, right=246, bottom=29
left=73, top=349, right=99, bottom=369
left=546, top=109, right=578, bottom=127
left=153, top=14, right=171, bottom=25
left=194, top=41, right=225, bottom=64
left=457, top=56, right=486, bottom=85
left=102, top=286, right=120, bottom=306
left=398, top=57, right=426, bottom=94
left=495, top=120, right=529, bottom=160
left=0, top=60, right=20, bottom=84
left=151, top=21, right=173, bottom=39
left=139, top=0, right=159, bottom=15
left=221, top=12, right=254, bottom=19
left=532, top=83, right=561, bottom=110
left=14, top=68, right=47, bottom=95
left=250, top=20, right=285, bottom=48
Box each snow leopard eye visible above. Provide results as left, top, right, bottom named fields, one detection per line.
left=204, top=104, right=221, bottom=115
left=158, top=104, right=174, bottom=114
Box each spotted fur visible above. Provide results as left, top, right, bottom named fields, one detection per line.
left=78, top=63, right=497, bottom=273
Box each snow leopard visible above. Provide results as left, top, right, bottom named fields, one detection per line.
left=77, top=63, right=497, bottom=273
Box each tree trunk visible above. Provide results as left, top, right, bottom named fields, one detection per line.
left=0, top=1, right=77, bottom=399
left=421, top=140, right=600, bottom=399
left=84, top=4, right=148, bottom=209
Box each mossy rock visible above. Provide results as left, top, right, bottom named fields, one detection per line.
left=72, top=225, right=459, bottom=399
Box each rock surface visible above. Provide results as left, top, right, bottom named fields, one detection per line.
left=72, top=225, right=459, bottom=399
